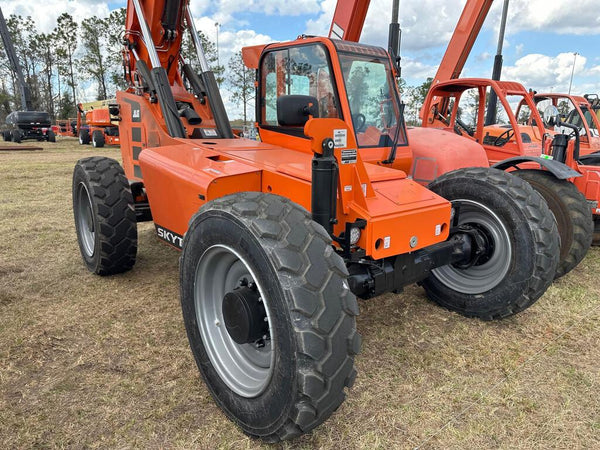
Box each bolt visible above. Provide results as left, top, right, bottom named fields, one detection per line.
left=215, top=320, right=220, bottom=327
left=409, top=236, right=418, bottom=248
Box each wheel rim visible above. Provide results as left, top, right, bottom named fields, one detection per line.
left=194, top=244, right=274, bottom=398
left=432, top=199, right=512, bottom=294
left=76, top=182, right=95, bottom=257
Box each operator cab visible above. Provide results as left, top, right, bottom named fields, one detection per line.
left=247, top=38, right=410, bottom=169
left=423, top=79, right=544, bottom=163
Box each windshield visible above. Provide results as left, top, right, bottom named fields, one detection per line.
left=338, top=52, right=406, bottom=148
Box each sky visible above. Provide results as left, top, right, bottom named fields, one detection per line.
left=2, top=0, right=600, bottom=118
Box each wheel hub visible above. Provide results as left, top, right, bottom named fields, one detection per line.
left=453, top=224, right=495, bottom=269
left=222, top=284, right=268, bottom=345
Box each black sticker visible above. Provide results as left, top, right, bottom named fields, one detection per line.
left=341, top=149, right=357, bottom=165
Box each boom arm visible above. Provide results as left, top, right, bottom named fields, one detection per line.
left=420, top=0, right=494, bottom=119
left=0, top=7, right=32, bottom=110
left=328, top=0, right=371, bottom=41
left=123, top=0, right=232, bottom=138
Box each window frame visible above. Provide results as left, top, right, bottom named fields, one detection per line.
left=257, top=42, right=343, bottom=139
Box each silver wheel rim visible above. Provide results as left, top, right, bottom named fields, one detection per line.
left=432, top=199, right=512, bottom=294
left=194, top=244, right=274, bottom=398
left=76, top=182, right=95, bottom=257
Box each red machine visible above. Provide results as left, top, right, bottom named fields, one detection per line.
left=72, top=0, right=559, bottom=441
left=77, top=102, right=121, bottom=147
left=52, top=118, right=78, bottom=137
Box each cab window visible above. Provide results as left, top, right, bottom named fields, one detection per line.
left=260, top=44, right=340, bottom=132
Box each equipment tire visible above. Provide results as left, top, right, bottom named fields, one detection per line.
left=72, top=156, right=137, bottom=275
left=79, top=129, right=90, bottom=145
left=47, top=129, right=56, bottom=142
left=2, top=131, right=9, bottom=141
left=92, top=130, right=105, bottom=148
left=12, top=129, right=21, bottom=143
left=180, top=192, right=360, bottom=442
left=513, top=169, right=592, bottom=278
left=424, top=167, right=559, bottom=320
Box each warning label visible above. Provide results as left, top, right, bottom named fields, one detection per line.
left=333, top=129, right=347, bottom=148
left=341, top=149, right=357, bottom=165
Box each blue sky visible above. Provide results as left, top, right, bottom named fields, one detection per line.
left=3, top=0, right=599, bottom=111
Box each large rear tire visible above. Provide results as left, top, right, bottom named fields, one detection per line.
left=513, top=169, right=592, bottom=278
left=180, top=192, right=360, bottom=442
left=72, top=157, right=137, bottom=275
left=12, top=129, right=21, bottom=143
left=424, top=168, right=559, bottom=320
left=47, top=129, right=56, bottom=142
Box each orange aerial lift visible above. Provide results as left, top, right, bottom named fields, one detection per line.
left=77, top=102, right=121, bottom=147
left=73, top=0, right=559, bottom=441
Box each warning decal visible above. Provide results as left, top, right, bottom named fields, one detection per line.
left=333, top=129, right=347, bottom=148
left=341, top=149, right=357, bottom=165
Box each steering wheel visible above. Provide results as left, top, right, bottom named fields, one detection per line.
left=352, top=113, right=366, bottom=132
left=493, top=129, right=515, bottom=146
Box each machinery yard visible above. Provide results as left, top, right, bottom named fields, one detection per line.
left=1, top=138, right=599, bottom=448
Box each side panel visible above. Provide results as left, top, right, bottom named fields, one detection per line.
left=139, top=145, right=263, bottom=242
left=406, top=127, right=489, bottom=185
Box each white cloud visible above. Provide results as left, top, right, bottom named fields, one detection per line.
left=502, top=52, right=587, bottom=92
left=500, top=0, right=600, bottom=35
left=2, top=0, right=111, bottom=33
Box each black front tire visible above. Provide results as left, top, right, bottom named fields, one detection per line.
left=12, top=129, right=21, bottom=143
left=92, top=130, right=105, bottom=148
left=79, top=129, right=90, bottom=145
left=513, top=169, right=592, bottom=278
left=2, top=131, right=10, bottom=141
left=180, top=192, right=360, bottom=442
left=72, top=156, right=137, bottom=275
left=424, top=167, right=559, bottom=320
left=47, top=129, right=56, bottom=142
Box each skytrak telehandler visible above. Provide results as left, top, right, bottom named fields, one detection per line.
left=72, top=0, right=559, bottom=442
left=411, top=0, right=596, bottom=264
left=516, top=92, right=600, bottom=158
left=327, top=0, right=592, bottom=278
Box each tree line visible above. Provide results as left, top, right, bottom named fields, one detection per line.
left=0, top=9, right=255, bottom=124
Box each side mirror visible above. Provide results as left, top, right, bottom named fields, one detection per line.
left=543, top=105, right=560, bottom=128
left=277, top=95, right=319, bottom=126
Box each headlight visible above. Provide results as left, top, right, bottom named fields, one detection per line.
left=349, top=227, right=361, bottom=245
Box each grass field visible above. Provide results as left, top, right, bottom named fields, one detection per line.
left=1, top=138, right=599, bottom=449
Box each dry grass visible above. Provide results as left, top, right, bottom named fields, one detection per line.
left=0, top=138, right=599, bottom=449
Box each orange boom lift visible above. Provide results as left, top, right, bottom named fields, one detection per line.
left=76, top=101, right=121, bottom=147
left=72, top=0, right=559, bottom=441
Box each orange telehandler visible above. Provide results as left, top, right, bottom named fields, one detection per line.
left=72, top=0, right=559, bottom=441
left=328, top=0, right=592, bottom=278
left=413, top=0, right=597, bottom=256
